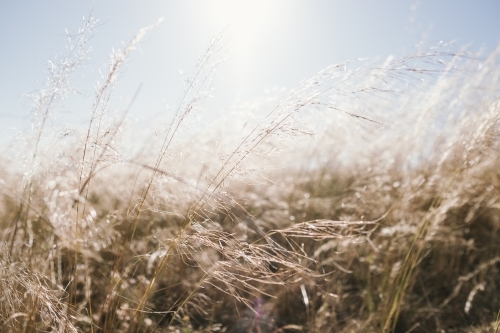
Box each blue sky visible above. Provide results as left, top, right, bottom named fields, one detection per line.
left=1, top=1, right=500, bottom=146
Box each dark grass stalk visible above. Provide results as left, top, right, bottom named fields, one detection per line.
left=494, top=309, right=500, bottom=333
left=382, top=169, right=461, bottom=332
left=66, top=22, right=161, bottom=330
left=127, top=33, right=225, bottom=327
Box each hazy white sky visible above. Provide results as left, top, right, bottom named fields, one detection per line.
left=1, top=1, right=500, bottom=145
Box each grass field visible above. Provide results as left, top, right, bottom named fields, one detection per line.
left=1, top=17, right=500, bottom=333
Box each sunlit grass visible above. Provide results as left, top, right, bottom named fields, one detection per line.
left=1, top=15, right=499, bottom=333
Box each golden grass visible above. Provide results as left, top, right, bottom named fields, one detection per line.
left=1, top=16, right=499, bottom=333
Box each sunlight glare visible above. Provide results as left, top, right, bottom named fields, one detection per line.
left=202, top=1, right=292, bottom=89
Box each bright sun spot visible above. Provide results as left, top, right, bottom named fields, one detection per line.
left=206, top=1, right=280, bottom=45
left=202, top=1, right=292, bottom=87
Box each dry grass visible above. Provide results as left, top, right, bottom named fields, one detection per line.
left=1, top=15, right=500, bottom=333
